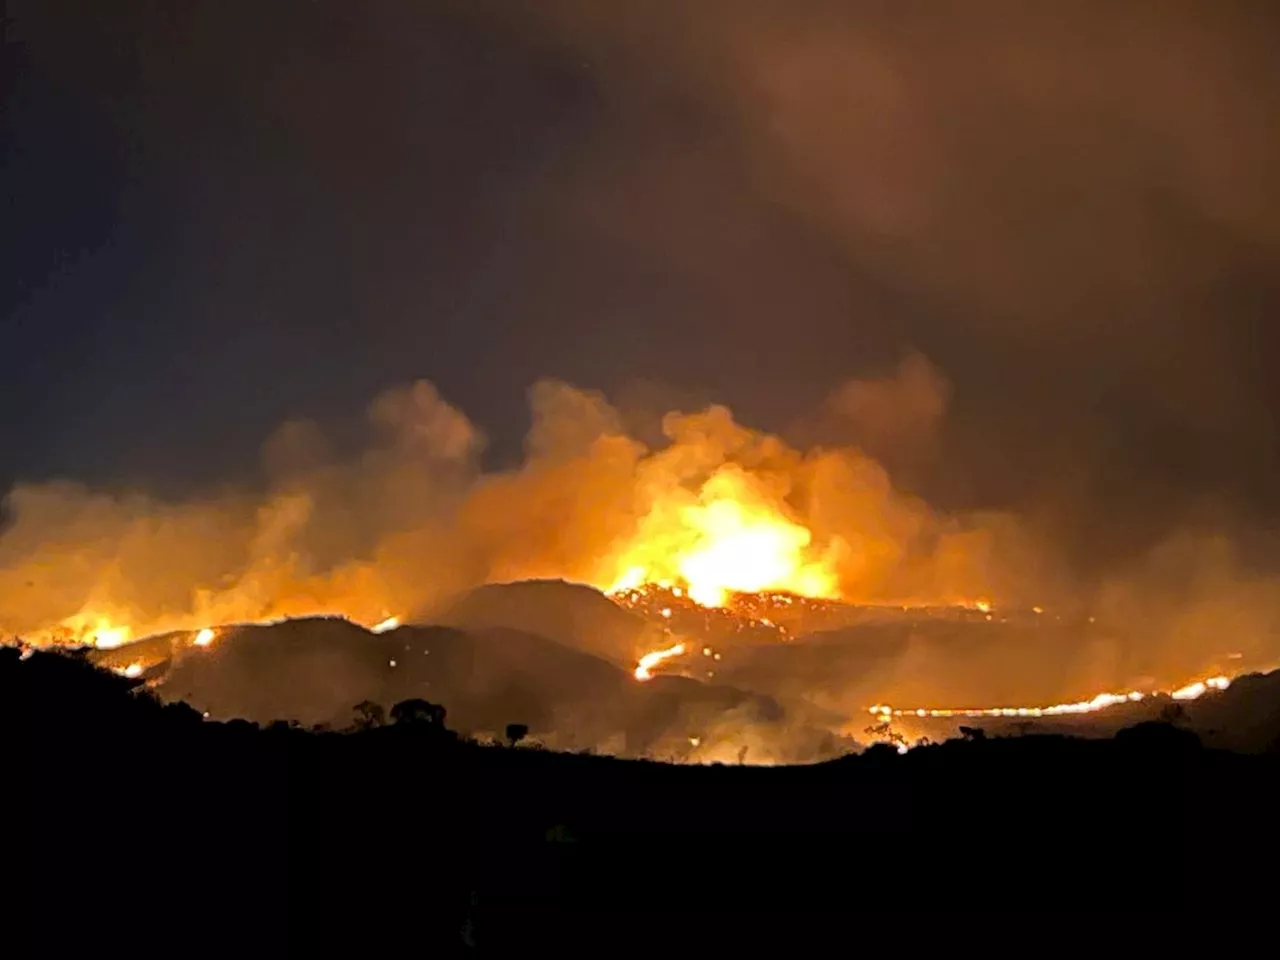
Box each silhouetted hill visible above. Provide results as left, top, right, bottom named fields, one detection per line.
left=432, top=579, right=663, bottom=664
left=76, top=607, right=1278, bottom=756
left=10, top=644, right=1279, bottom=952
left=103, top=616, right=836, bottom=761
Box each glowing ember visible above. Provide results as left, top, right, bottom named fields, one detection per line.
left=634, top=642, right=686, bottom=681
left=370, top=616, right=400, bottom=634
left=605, top=469, right=841, bottom=608
left=114, top=663, right=143, bottom=679
left=193, top=628, right=216, bottom=647
left=868, top=674, right=1231, bottom=721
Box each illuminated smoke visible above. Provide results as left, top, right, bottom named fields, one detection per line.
left=1, top=373, right=1277, bottom=719
left=0, top=373, right=1009, bottom=648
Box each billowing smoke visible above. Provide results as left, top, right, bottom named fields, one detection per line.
left=509, top=0, right=1280, bottom=561
left=0, top=369, right=1014, bottom=644
left=5, top=363, right=1278, bottom=721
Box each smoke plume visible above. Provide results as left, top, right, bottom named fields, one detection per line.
left=1, top=371, right=1014, bottom=644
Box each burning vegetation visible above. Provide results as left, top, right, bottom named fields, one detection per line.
left=2, top=370, right=1278, bottom=758
left=0, top=365, right=1005, bottom=649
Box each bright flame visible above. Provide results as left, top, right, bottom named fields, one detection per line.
left=1171, top=676, right=1229, bottom=700
left=634, top=642, right=686, bottom=681
left=606, top=469, right=840, bottom=608
left=193, top=628, right=216, bottom=647
left=54, top=616, right=134, bottom=650
left=94, top=626, right=131, bottom=649
left=114, top=662, right=143, bottom=679
left=868, top=674, right=1232, bottom=721
left=370, top=616, right=400, bottom=634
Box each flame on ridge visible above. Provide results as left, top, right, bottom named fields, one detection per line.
left=605, top=469, right=842, bottom=609
left=867, top=675, right=1231, bottom=721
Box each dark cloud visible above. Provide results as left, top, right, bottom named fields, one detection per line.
left=517, top=0, right=1280, bottom=558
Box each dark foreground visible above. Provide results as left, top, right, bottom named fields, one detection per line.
left=9, top=648, right=1278, bottom=950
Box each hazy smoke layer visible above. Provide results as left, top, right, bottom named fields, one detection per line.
left=514, top=0, right=1280, bottom=564
left=4, top=366, right=1278, bottom=696
left=1, top=370, right=1026, bottom=643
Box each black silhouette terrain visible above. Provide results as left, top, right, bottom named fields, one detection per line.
left=10, top=644, right=1278, bottom=952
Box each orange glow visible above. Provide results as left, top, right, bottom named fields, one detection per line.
left=17, top=605, right=403, bottom=652
left=868, top=673, right=1231, bottom=722
left=605, top=468, right=841, bottom=608
left=1171, top=676, right=1229, bottom=700
left=634, top=642, right=686, bottom=681
left=48, top=614, right=135, bottom=650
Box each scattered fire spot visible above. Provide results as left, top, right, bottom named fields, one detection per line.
left=634, top=642, right=686, bottom=681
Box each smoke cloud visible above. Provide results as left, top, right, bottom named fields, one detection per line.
left=5, top=367, right=1277, bottom=708
left=1, top=371, right=1015, bottom=644
left=510, top=0, right=1280, bottom=558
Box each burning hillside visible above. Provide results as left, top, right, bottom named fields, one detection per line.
left=0, top=367, right=1013, bottom=649
left=3, top=372, right=1279, bottom=753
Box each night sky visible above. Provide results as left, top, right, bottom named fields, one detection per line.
left=4, top=1, right=1280, bottom=571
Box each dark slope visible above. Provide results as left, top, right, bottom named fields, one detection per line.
left=716, top=617, right=1243, bottom=713
left=432, top=579, right=663, bottom=665
left=138, top=616, right=837, bottom=760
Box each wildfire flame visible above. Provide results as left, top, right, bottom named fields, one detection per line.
left=370, top=616, right=400, bottom=634
left=634, top=642, right=686, bottom=681
left=193, top=628, right=216, bottom=647
left=867, top=675, right=1231, bottom=721
left=47, top=615, right=135, bottom=650
left=606, top=469, right=841, bottom=608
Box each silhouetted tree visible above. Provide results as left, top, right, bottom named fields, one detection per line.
left=959, top=725, right=986, bottom=741
left=505, top=723, right=529, bottom=747
left=352, top=700, right=386, bottom=730
left=864, top=721, right=906, bottom=747
left=390, top=698, right=447, bottom=728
